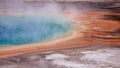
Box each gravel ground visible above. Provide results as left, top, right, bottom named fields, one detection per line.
left=0, top=45, right=120, bottom=68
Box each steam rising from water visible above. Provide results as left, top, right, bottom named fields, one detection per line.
left=0, top=14, right=72, bottom=45
left=0, top=1, right=76, bottom=45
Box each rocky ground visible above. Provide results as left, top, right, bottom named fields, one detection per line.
left=0, top=45, right=120, bottom=68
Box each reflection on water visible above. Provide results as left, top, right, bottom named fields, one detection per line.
left=0, top=14, right=72, bottom=45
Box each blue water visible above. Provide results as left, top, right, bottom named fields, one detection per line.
left=0, top=14, right=72, bottom=45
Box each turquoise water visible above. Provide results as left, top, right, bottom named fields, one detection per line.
left=0, top=14, right=72, bottom=45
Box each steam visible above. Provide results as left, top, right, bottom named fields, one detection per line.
left=0, top=1, right=74, bottom=45
left=0, top=0, right=87, bottom=45
left=39, top=3, right=61, bottom=14
left=1, top=0, right=80, bottom=17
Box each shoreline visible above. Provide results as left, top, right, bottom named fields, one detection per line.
left=0, top=30, right=85, bottom=58
left=0, top=11, right=119, bottom=58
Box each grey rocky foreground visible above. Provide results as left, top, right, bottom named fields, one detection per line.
left=0, top=45, right=120, bottom=68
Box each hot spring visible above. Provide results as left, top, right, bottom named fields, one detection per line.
left=0, top=14, right=72, bottom=46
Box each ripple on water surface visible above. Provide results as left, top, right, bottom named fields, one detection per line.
left=0, top=14, right=72, bottom=45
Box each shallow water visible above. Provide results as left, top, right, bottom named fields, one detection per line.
left=0, top=14, right=72, bottom=45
